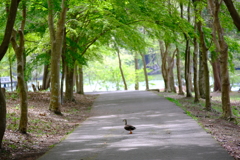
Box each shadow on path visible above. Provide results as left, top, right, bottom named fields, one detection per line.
left=38, top=91, right=233, bottom=160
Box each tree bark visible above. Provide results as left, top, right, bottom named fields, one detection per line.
left=169, top=49, right=177, bottom=93
left=11, top=2, right=28, bottom=133
left=48, top=0, right=68, bottom=114
left=223, top=0, right=240, bottom=31
left=211, top=52, right=221, bottom=92
left=140, top=53, right=149, bottom=90
left=117, top=48, right=127, bottom=90
left=65, top=64, right=75, bottom=102
left=176, top=48, right=184, bottom=95
left=197, top=16, right=211, bottom=110
left=159, top=40, right=169, bottom=92
left=134, top=52, right=139, bottom=90
left=181, top=2, right=192, bottom=97
left=184, top=38, right=192, bottom=97
left=0, top=0, right=20, bottom=148
left=9, top=55, right=14, bottom=91
left=198, top=50, right=206, bottom=98
left=40, top=50, right=51, bottom=90
left=208, top=0, right=232, bottom=119
left=78, top=65, right=84, bottom=94
left=193, top=28, right=199, bottom=102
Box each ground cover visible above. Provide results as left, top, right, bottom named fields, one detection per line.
left=159, top=91, right=240, bottom=160
left=0, top=92, right=98, bottom=160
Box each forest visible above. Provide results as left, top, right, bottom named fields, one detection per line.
left=0, top=0, right=240, bottom=159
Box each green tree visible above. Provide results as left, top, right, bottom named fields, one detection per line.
left=48, top=0, right=68, bottom=114
left=0, top=0, right=21, bottom=149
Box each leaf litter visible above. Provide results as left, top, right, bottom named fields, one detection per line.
left=0, top=92, right=98, bottom=160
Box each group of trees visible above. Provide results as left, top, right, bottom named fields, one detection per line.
left=0, top=0, right=240, bottom=149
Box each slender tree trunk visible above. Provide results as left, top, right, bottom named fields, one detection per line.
left=176, top=48, right=184, bottom=95
left=184, top=38, right=192, bottom=97
left=197, top=18, right=211, bottom=110
left=208, top=0, right=232, bottom=119
left=41, top=50, right=51, bottom=90
left=193, top=34, right=199, bottom=102
left=65, top=64, right=75, bottom=102
left=134, top=52, right=139, bottom=90
left=169, top=49, right=177, bottom=93
left=116, top=49, right=127, bottom=90
left=9, top=55, right=13, bottom=91
left=0, top=88, right=6, bottom=149
left=223, top=0, right=240, bottom=31
left=0, top=0, right=20, bottom=148
left=48, top=0, right=67, bottom=114
left=181, top=2, right=192, bottom=97
left=159, top=40, right=169, bottom=92
left=75, top=64, right=79, bottom=92
left=211, top=52, right=221, bottom=91
left=140, top=53, right=149, bottom=90
left=198, top=50, right=206, bottom=98
left=77, top=65, right=84, bottom=94
left=11, top=2, right=28, bottom=133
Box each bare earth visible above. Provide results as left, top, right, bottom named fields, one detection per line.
left=0, top=91, right=239, bottom=160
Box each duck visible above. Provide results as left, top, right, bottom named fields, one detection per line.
left=123, top=119, right=136, bottom=134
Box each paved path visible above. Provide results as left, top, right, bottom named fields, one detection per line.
left=38, top=91, right=233, bottom=160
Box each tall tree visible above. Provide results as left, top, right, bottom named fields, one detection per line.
left=0, top=0, right=21, bottom=149
left=223, top=0, right=240, bottom=31
left=116, top=47, right=128, bottom=90
left=48, top=0, right=68, bottom=114
left=208, top=0, right=232, bottom=119
left=140, top=52, right=149, bottom=90
left=194, top=0, right=211, bottom=110
left=10, top=0, right=28, bottom=133
left=180, top=1, right=192, bottom=97
left=176, top=47, right=184, bottom=95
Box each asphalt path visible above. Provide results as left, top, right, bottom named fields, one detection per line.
left=38, top=90, right=233, bottom=160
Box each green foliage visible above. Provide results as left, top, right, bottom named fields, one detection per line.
left=165, top=97, right=182, bottom=107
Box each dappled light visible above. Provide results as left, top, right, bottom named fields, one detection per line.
left=38, top=91, right=232, bottom=160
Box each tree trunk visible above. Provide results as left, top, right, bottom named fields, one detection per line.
left=78, top=65, right=84, bottom=94
left=117, top=48, right=127, bottom=90
left=159, top=40, right=169, bottom=92
left=0, top=89, right=6, bottom=149
left=140, top=53, right=149, bottom=90
left=193, top=27, right=199, bottom=102
left=208, top=0, right=232, bottom=119
left=181, top=2, right=192, bottom=97
left=176, top=48, right=184, bottom=95
left=198, top=50, right=206, bottom=98
left=65, top=64, right=75, bottom=102
left=11, top=2, right=28, bottom=133
left=9, top=55, right=14, bottom=91
left=41, top=51, right=51, bottom=90
left=184, top=38, right=192, bottom=97
left=75, top=64, right=79, bottom=92
left=192, top=0, right=200, bottom=102
left=223, top=0, right=240, bottom=31
left=134, top=52, right=139, bottom=90
left=169, top=49, right=177, bottom=93
left=0, top=0, right=20, bottom=148
left=211, top=53, right=221, bottom=92
left=197, top=15, right=211, bottom=110
left=48, top=0, right=67, bottom=114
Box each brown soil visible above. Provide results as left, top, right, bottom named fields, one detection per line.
left=160, top=92, right=240, bottom=160
left=0, top=91, right=240, bottom=160
left=0, top=92, right=98, bottom=160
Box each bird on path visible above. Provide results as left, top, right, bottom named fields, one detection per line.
left=123, top=119, right=136, bottom=134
